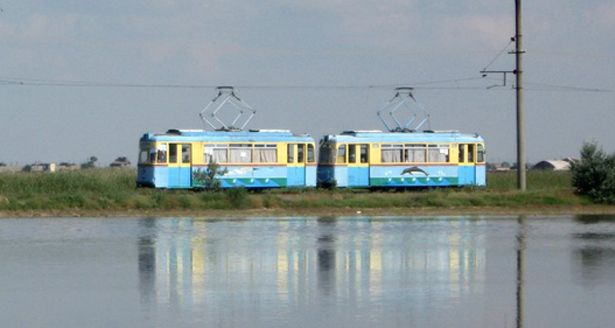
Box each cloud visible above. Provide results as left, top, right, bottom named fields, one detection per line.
left=1, top=13, right=80, bottom=42
left=586, top=3, right=615, bottom=29
left=273, top=1, right=516, bottom=53
left=282, top=0, right=423, bottom=48
left=440, top=14, right=514, bottom=49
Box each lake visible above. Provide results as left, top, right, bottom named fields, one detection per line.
left=1, top=215, right=615, bottom=327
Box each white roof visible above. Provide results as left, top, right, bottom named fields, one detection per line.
left=533, top=160, right=571, bottom=171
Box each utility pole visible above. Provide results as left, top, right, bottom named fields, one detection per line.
left=481, top=1, right=526, bottom=190
left=515, top=0, right=526, bottom=191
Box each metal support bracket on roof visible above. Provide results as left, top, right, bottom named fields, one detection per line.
left=376, top=87, right=431, bottom=132
left=199, top=86, right=256, bottom=131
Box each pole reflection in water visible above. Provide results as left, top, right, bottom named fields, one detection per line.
left=317, top=217, right=336, bottom=296
left=136, top=217, right=488, bottom=326
left=516, top=216, right=526, bottom=328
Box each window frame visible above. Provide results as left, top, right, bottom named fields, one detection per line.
left=477, top=144, right=486, bottom=163
left=360, top=144, right=369, bottom=163
left=336, top=144, right=347, bottom=164
left=169, top=143, right=178, bottom=163
left=287, top=144, right=295, bottom=163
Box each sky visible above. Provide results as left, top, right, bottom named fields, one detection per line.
left=1, top=0, right=614, bottom=165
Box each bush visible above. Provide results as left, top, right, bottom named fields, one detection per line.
left=192, top=162, right=227, bottom=190
left=571, top=142, right=615, bottom=203
left=225, top=188, right=250, bottom=209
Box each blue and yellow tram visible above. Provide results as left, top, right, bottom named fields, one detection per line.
left=137, top=129, right=317, bottom=189
left=317, top=130, right=486, bottom=188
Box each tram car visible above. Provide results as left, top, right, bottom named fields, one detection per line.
left=137, top=129, right=317, bottom=189
left=136, top=86, right=486, bottom=190
left=317, top=130, right=486, bottom=188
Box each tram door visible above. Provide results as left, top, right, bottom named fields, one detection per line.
left=348, top=144, right=369, bottom=187
left=458, top=144, right=476, bottom=185
left=287, top=144, right=306, bottom=186
left=467, top=144, right=476, bottom=184
left=298, top=144, right=306, bottom=185
left=168, top=143, right=192, bottom=188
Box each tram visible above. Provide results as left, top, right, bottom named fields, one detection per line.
left=137, top=86, right=485, bottom=189
left=317, top=130, right=485, bottom=188
left=137, top=129, right=317, bottom=189
left=136, top=87, right=316, bottom=189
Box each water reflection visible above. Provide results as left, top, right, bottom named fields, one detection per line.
left=575, top=214, right=615, bottom=224
left=138, top=218, right=156, bottom=304
left=317, top=217, right=336, bottom=295
left=516, top=216, right=526, bottom=328
left=572, top=215, right=615, bottom=285
left=6, top=216, right=615, bottom=327
left=136, top=217, right=488, bottom=311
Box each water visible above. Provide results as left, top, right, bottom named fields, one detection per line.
left=1, top=215, right=615, bottom=327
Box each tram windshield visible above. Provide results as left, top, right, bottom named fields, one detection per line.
left=139, top=143, right=167, bottom=164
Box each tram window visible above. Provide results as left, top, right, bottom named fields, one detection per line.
left=298, top=144, right=305, bottom=163
left=139, top=148, right=149, bottom=164
left=348, top=145, right=356, bottom=163
left=468, top=144, right=475, bottom=163
left=229, top=144, right=252, bottom=163
left=477, top=144, right=485, bottom=163
left=169, top=144, right=178, bottom=163
left=181, top=144, right=191, bottom=164
left=405, top=144, right=425, bottom=163
left=458, top=144, right=465, bottom=163
left=428, top=144, right=448, bottom=163
left=287, top=144, right=295, bottom=163
left=382, top=144, right=403, bottom=163
left=318, top=144, right=334, bottom=164
left=204, top=145, right=214, bottom=163
left=254, top=144, right=277, bottom=163
left=156, top=144, right=167, bottom=163
left=360, top=144, right=368, bottom=163
left=307, top=144, right=315, bottom=163
left=212, top=144, right=228, bottom=163
left=337, top=144, right=347, bottom=163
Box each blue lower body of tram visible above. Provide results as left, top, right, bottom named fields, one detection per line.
left=137, top=165, right=317, bottom=189
left=317, top=164, right=486, bottom=188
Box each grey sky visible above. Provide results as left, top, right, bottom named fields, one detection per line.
left=1, top=0, right=614, bottom=165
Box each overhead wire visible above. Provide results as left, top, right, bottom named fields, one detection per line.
left=482, top=39, right=515, bottom=71
left=0, top=76, right=486, bottom=90
left=523, top=81, right=614, bottom=93
left=0, top=75, right=612, bottom=93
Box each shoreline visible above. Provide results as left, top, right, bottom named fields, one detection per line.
left=2, top=170, right=613, bottom=219
left=3, top=204, right=615, bottom=218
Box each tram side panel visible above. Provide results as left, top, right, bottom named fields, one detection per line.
left=475, top=164, right=486, bottom=186
left=305, top=165, right=317, bottom=187
left=369, top=164, right=459, bottom=187
left=192, top=164, right=288, bottom=189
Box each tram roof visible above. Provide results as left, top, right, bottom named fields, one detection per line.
left=140, top=129, right=314, bottom=143
left=323, top=130, right=484, bottom=143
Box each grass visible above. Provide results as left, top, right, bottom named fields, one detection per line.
left=0, top=168, right=601, bottom=215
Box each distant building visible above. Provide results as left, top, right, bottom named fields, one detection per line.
left=0, top=163, right=20, bottom=173
left=57, top=162, right=79, bottom=171
left=24, top=162, right=56, bottom=173
left=110, top=156, right=131, bottom=168
left=532, top=160, right=572, bottom=171
left=487, top=162, right=512, bottom=172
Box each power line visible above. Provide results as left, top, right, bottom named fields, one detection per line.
left=523, top=81, right=614, bottom=93
left=0, top=76, right=486, bottom=90
left=482, top=38, right=515, bottom=71
left=0, top=75, right=508, bottom=92
left=1, top=75, right=612, bottom=93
